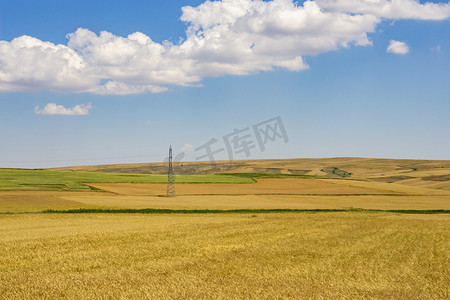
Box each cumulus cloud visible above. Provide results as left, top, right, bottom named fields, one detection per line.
left=386, top=40, right=410, bottom=54
left=316, top=0, right=450, bottom=20
left=0, top=36, right=94, bottom=93
left=34, top=102, right=92, bottom=115
left=1, top=0, right=449, bottom=95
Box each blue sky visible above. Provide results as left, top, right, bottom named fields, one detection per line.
left=0, top=0, right=449, bottom=168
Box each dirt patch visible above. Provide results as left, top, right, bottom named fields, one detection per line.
left=251, top=168, right=282, bottom=174
left=422, top=174, right=450, bottom=181
left=370, top=176, right=415, bottom=183
left=288, top=169, right=310, bottom=175
left=320, top=167, right=351, bottom=178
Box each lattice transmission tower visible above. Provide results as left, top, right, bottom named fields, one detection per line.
left=166, top=145, right=175, bottom=197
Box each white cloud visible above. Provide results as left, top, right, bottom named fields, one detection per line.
left=181, top=144, right=194, bottom=151
left=1, top=0, right=449, bottom=95
left=34, top=102, right=92, bottom=116
left=0, top=36, right=95, bottom=93
left=431, top=45, right=441, bottom=52
left=316, top=0, right=450, bottom=20
left=386, top=40, right=409, bottom=55
left=144, top=120, right=155, bottom=125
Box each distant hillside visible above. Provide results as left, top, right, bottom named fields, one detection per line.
left=52, top=157, right=450, bottom=191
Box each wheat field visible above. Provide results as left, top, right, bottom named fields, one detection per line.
left=0, top=212, right=448, bottom=299
left=1, top=158, right=449, bottom=299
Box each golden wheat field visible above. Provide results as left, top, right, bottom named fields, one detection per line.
left=1, top=157, right=450, bottom=299
left=1, top=189, right=450, bottom=213
left=0, top=212, right=449, bottom=299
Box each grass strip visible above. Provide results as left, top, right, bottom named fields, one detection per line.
left=41, top=208, right=450, bottom=214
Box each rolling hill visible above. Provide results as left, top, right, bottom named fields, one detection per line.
left=53, top=157, right=450, bottom=191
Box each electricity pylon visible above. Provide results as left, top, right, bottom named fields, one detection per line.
left=166, top=145, right=175, bottom=197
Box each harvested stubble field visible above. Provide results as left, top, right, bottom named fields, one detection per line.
left=1, top=192, right=450, bottom=212
left=0, top=212, right=448, bottom=299
left=85, top=177, right=393, bottom=196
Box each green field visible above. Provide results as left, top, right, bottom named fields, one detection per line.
left=0, top=168, right=253, bottom=191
